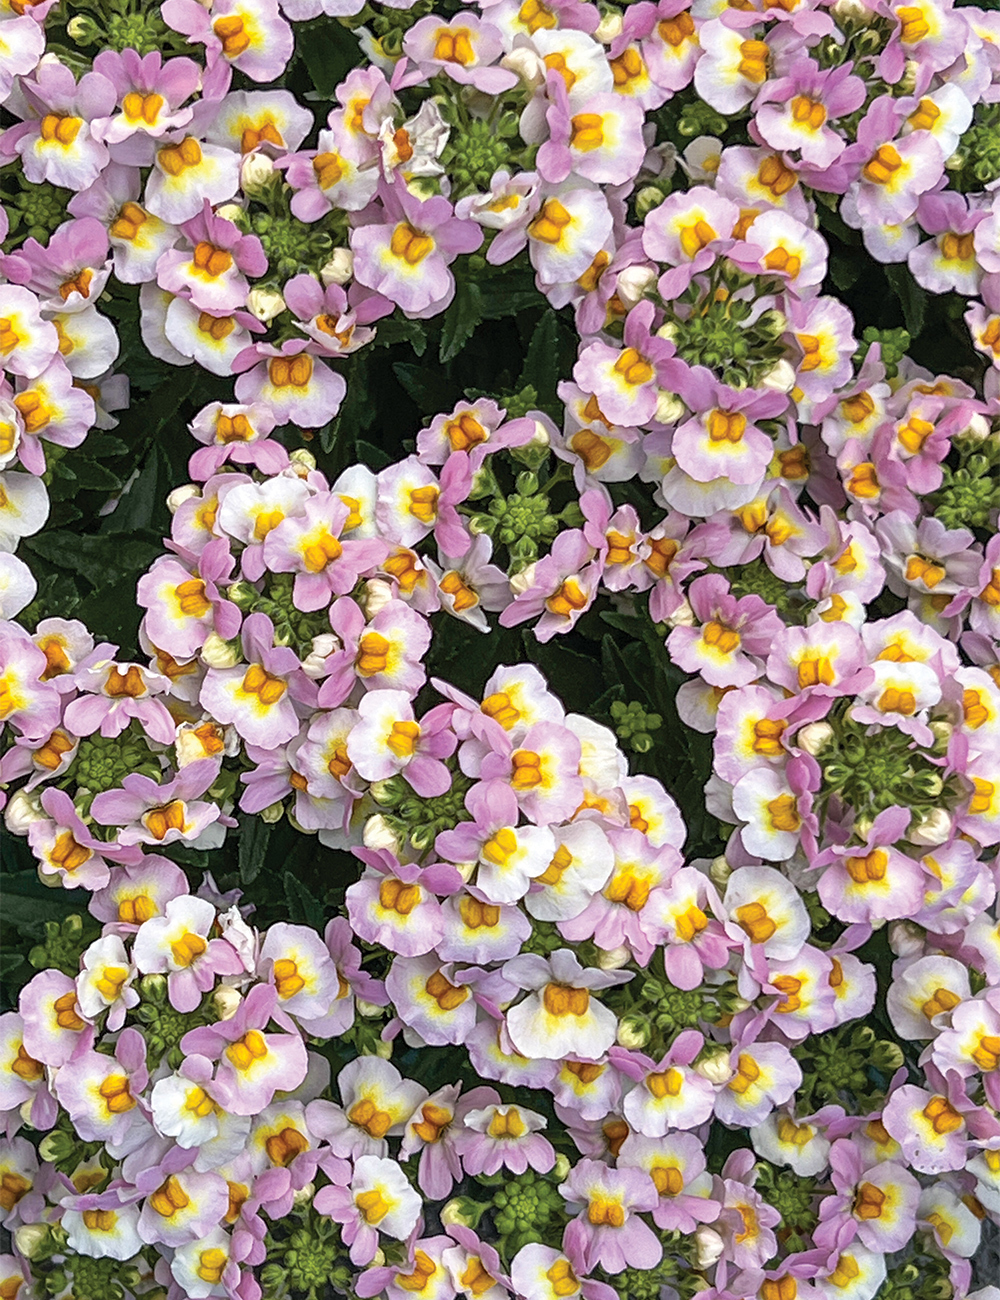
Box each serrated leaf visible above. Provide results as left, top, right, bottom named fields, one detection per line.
left=69, top=459, right=123, bottom=491
left=284, top=872, right=326, bottom=928
left=238, top=815, right=272, bottom=886
left=517, top=310, right=561, bottom=406
left=885, top=264, right=927, bottom=337
left=439, top=279, right=484, bottom=363
left=392, top=362, right=455, bottom=414
left=296, top=18, right=361, bottom=97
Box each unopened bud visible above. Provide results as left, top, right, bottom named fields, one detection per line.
left=654, top=390, right=685, bottom=424
left=929, top=720, right=953, bottom=752
left=761, top=359, right=796, bottom=394
left=240, top=151, right=276, bottom=196
left=796, top=721, right=834, bottom=756
left=14, top=1224, right=52, bottom=1261
left=4, top=789, right=45, bottom=835
left=441, top=1198, right=475, bottom=1228
left=594, top=10, right=623, bottom=42
left=957, top=413, right=991, bottom=442
left=360, top=578, right=394, bottom=617
left=212, top=984, right=242, bottom=1020
left=201, top=632, right=241, bottom=669
left=598, top=945, right=631, bottom=971
left=694, top=1048, right=735, bottom=1085
left=372, top=1037, right=393, bottom=1059
left=246, top=286, right=286, bottom=324
left=615, top=264, right=657, bottom=310
left=370, top=1248, right=386, bottom=1267
left=656, top=321, right=679, bottom=342
left=356, top=999, right=384, bottom=1018
left=363, top=814, right=402, bottom=856
left=292, top=1182, right=315, bottom=1208
left=907, top=808, right=953, bottom=847
left=897, top=59, right=919, bottom=95
left=166, top=483, right=200, bottom=513
left=616, top=1019, right=649, bottom=1050
left=215, top=204, right=245, bottom=225
left=666, top=597, right=696, bottom=628
left=709, top=855, right=731, bottom=888
left=301, top=633, right=338, bottom=678
left=509, top=563, right=537, bottom=597
left=635, top=187, right=666, bottom=221
left=693, top=1226, right=725, bottom=1269
left=500, top=47, right=546, bottom=90
left=888, top=920, right=925, bottom=957
left=320, top=248, right=355, bottom=287
left=259, top=801, right=284, bottom=824
left=288, top=448, right=317, bottom=472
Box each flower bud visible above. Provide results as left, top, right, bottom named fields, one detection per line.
left=693, top=1226, right=725, bottom=1269
left=320, top=248, right=355, bottom=287
left=831, top=0, right=875, bottom=23
left=215, top=203, right=245, bottom=225
left=441, top=1199, right=476, bottom=1228
left=292, top=1182, right=315, bottom=1208
left=260, top=801, right=285, bottom=824
left=796, top=721, right=834, bottom=756
left=654, top=390, right=685, bottom=424
left=666, top=597, right=696, bottom=628
left=140, top=974, right=168, bottom=1004
left=301, top=633, right=338, bottom=678
left=15, top=1224, right=52, bottom=1261
left=370, top=1249, right=386, bottom=1267
left=956, top=413, right=991, bottom=442
left=929, top=720, right=952, bottom=752
left=598, top=945, right=631, bottom=971
left=694, top=1048, right=735, bottom=1085
left=897, top=59, right=919, bottom=95
left=451, top=859, right=478, bottom=884
left=67, top=15, right=98, bottom=41
left=240, top=151, right=276, bottom=196
left=708, top=855, right=731, bottom=888
left=4, top=789, right=45, bottom=835
left=359, top=578, right=394, bottom=618
left=888, top=920, right=925, bottom=958
left=166, top=483, right=201, bottom=513
left=509, top=563, right=538, bottom=597
left=288, top=448, right=317, bottom=472
left=760, top=359, right=797, bottom=394
left=363, top=814, right=402, bottom=856
left=500, top=47, right=546, bottom=90
left=356, top=999, right=384, bottom=1018
left=246, top=286, right=286, bottom=324
left=656, top=321, right=679, bottom=342
left=616, top=1020, right=649, bottom=1050
left=201, top=632, right=241, bottom=669
left=39, top=1131, right=76, bottom=1164
left=594, top=10, right=623, bottom=42
left=907, top=807, right=952, bottom=846
left=635, top=187, right=666, bottom=221
left=373, top=1037, right=393, bottom=1059
left=212, top=985, right=242, bottom=1020
left=615, top=265, right=657, bottom=311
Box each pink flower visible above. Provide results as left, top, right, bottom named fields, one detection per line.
left=561, top=1159, right=662, bottom=1275
left=350, top=178, right=482, bottom=317
left=233, top=340, right=346, bottom=428
left=90, top=758, right=224, bottom=848
left=754, top=59, right=865, bottom=169
left=181, top=984, right=308, bottom=1115
left=668, top=574, right=784, bottom=688
left=3, top=63, right=115, bottom=189
left=156, top=200, right=267, bottom=313
left=91, top=49, right=201, bottom=164
left=28, top=787, right=139, bottom=891
left=402, top=14, right=518, bottom=94
left=161, top=0, right=294, bottom=84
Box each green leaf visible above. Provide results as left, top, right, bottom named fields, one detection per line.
left=238, top=815, right=272, bottom=886
left=355, top=439, right=394, bottom=471
left=439, top=279, right=484, bottom=363
left=67, top=459, right=122, bottom=492
left=392, top=362, right=455, bottom=414
left=296, top=18, right=361, bottom=97
left=885, top=264, right=927, bottom=337
left=24, top=531, right=162, bottom=588
left=284, top=872, right=325, bottom=929
left=374, top=316, right=428, bottom=357
left=518, top=310, right=561, bottom=405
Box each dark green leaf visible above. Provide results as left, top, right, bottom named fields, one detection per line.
left=885, top=264, right=927, bottom=337
left=284, top=872, right=325, bottom=928
left=517, top=310, right=561, bottom=405
left=439, top=279, right=484, bottom=364
left=392, top=362, right=455, bottom=414
left=238, top=815, right=272, bottom=886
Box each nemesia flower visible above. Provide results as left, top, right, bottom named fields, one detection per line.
left=560, top=1158, right=662, bottom=1273
left=503, top=949, right=630, bottom=1061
